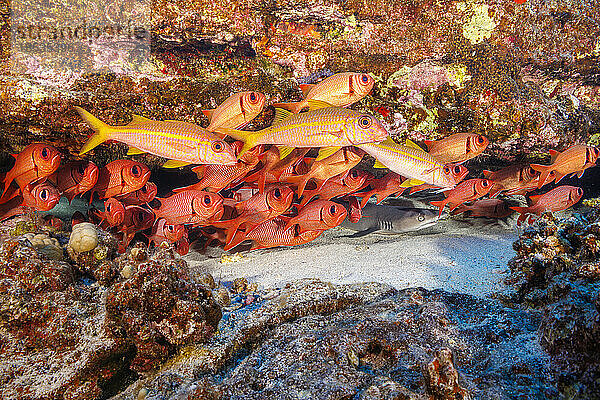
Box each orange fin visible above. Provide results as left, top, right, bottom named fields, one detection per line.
left=298, top=83, right=314, bottom=97
left=482, top=170, right=493, bottom=178
left=202, top=109, right=214, bottom=120
left=549, top=149, right=560, bottom=163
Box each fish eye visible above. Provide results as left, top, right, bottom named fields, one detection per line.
left=249, top=92, right=259, bottom=103
left=443, top=166, right=450, bottom=174
left=204, top=195, right=211, bottom=205
left=477, top=135, right=485, bottom=144
left=41, top=147, right=49, bottom=159
left=453, top=166, right=462, bottom=174
left=77, top=164, right=86, bottom=174
left=482, top=180, right=489, bottom=187
left=273, top=188, right=281, bottom=198
left=40, top=189, right=48, bottom=200
left=166, top=225, right=174, bottom=232
left=418, top=215, right=425, bottom=222
left=131, top=165, right=141, bottom=177
left=351, top=170, right=358, bottom=178
left=358, top=116, right=372, bottom=129
left=107, top=204, right=112, bottom=212
left=528, top=167, right=536, bottom=175
left=577, top=188, right=583, bottom=196
left=361, top=74, right=370, bottom=84
left=212, top=141, right=224, bottom=152
left=329, top=205, right=336, bottom=214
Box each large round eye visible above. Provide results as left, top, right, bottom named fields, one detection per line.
left=443, top=166, right=450, bottom=174
left=528, top=167, right=536, bottom=175
left=106, top=204, right=112, bottom=212
left=418, top=215, right=425, bottom=222
left=351, top=170, right=358, bottom=178
left=41, top=147, right=50, bottom=160
left=360, top=74, right=370, bottom=84
left=477, top=135, right=485, bottom=144
left=577, top=188, right=583, bottom=196
left=329, top=205, right=336, bottom=215
left=203, top=195, right=211, bottom=205
left=212, top=141, right=225, bottom=153
left=39, top=189, right=48, bottom=200
left=358, top=116, right=372, bottom=129
left=131, top=165, right=141, bottom=177
left=482, top=180, right=489, bottom=187
left=273, top=188, right=281, bottom=198
left=249, top=92, right=259, bottom=103
left=453, top=165, right=462, bottom=174
left=166, top=225, right=174, bottom=232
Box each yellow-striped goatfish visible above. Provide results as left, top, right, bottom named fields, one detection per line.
left=216, top=102, right=388, bottom=158
left=75, top=107, right=237, bottom=168
left=359, top=138, right=469, bottom=188
left=272, top=72, right=374, bottom=113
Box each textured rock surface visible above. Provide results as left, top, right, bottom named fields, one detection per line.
left=502, top=208, right=600, bottom=398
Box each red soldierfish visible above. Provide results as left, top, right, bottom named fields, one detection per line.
left=95, top=198, right=125, bottom=227
left=75, top=107, right=237, bottom=167
left=118, top=182, right=157, bottom=205
left=225, top=217, right=323, bottom=251
left=430, top=178, right=492, bottom=216
left=348, top=196, right=363, bottom=223
left=147, top=218, right=186, bottom=247
left=284, top=199, right=347, bottom=233
left=286, top=147, right=365, bottom=196
left=355, top=172, right=406, bottom=208
left=300, top=169, right=372, bottom=206
left=174, top=143, right=263, bottom=193
left=119, top=205, right=156, bottom=251
left=0, top=181, right=61, bottom=222
left=91, top=160, right=151, bottom=201
left=213, top=185, right=295, bottom=243
left=424, top=133, right=489, bottom=164
left=531, top=145, right=599, bottom=187
left=0, top=143, right=61, bottom=203
left=510, top=185, right=583, bottom=225
left=204, top=91, right=266, bottom=132
left=451, top=198, right=513, bottom=218
left=53, top=160, right=99, bottom=203
left=272, top=72, right=374, bottom=113
left=152, top=190, right=224, bottom=226
left=483, top=164, right=540, bottom=197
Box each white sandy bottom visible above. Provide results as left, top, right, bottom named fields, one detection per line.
left=184, top=218, right=517, bottom=298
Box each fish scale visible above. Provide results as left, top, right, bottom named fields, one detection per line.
left=153, top=190, right=224, bottom=226
left=226, top=218, right=323, bottom=250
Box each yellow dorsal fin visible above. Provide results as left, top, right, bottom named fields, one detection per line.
left=399, top=178, right=425, bottom=187
left=307, top=99, right=334, bottom=110
left=273, top=108, right=293, bottom=125
left=130, top=114, right=152, bottom=124
left=278, top=146, right=295, bottom=160
left=315, top=146, right=341, bottom=161
left=127, top=146, right=146, bottom=156
left=163, top=160, right=191, bottom=169
left=405, top=139, right=423, bottom=151
left=373, top=160, right=388, bottom=168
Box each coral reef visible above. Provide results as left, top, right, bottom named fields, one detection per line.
left=503, top=209, right=600, bottom=398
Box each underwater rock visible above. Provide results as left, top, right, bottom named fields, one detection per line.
left=22, top=231, right=63, bottom=260
left=67, top=224, right=119, bottom=286
left=112, top=280, right=552, bottom=399
left=69, top=222, right=99, bottom=253
left=104, top=247, right=222, bottom=372
left=504, top=210, right=600, bottom=398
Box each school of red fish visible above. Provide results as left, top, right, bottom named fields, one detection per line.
left=1, top=72, right=596, bottom=253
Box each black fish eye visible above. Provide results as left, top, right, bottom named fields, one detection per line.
left=358, top=116, right=372, bottom=129
left=361, top=74, right=369, bottom=83
left=204, top=195, right=211, bottom=205
left=40, top=189, right=48, bottom=200
left=453, top=166, right=461, bottom=174
left=329, top=205, right=336, bottom=214
left=213, top=141, right=224, bottom=152
left=351, top=170, right=358, bottom=178
left=132, top=165, right=141, bottom=176
left=418, top=215, right=425, bottom=222
left=41, top=147, right=49, bottom=159
left=528, top=167, right=536, bottom=175
left=250, top=92, right=257, bottom=102
left=274, top=188, right=281, bottom=198
left=477, top=136, right=485, bottom=144
left=577, top=188, right=583, bottom=196
left=443, top=166, right=450, bottom=174
left=167, top=225, right=173, bottom=232
left=482, top=180, right=489, bottom=187
left=107, top=204, right=112, bottom=212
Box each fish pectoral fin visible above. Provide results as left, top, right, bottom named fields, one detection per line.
left=273, top=108, right=293, bottom=124
left=306, top=99, right=335, bottom=110
left=315, top=146, right=341, bottom=161
left=278, top=146, right=295, bottom=160
left=127, top=146, right=146, bottom=155
left=324, top=130, right=345, bottom=138
left=129, top=114, right=153, bottom=125
left=347, top=227, right=378, bottom=238
left=163, top=160, right=191, bottom=168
